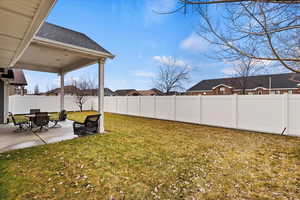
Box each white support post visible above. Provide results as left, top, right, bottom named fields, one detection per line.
left=3, top=81, right=9, bottom=123
left=60, top=72, right=65, bottom=111
left=282, top=93, right=289, bottom=135
left=98, top=58, right=105, bottom=133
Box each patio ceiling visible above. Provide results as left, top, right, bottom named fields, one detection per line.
left=14, top=37, right=104, bottom=73
left=0, top=0, right=56, bottom=68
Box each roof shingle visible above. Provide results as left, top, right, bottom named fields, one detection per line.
left=36, top=22, right=113, bottom=56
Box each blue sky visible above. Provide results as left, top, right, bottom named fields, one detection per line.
left=25, top=0, right=226, bottom=92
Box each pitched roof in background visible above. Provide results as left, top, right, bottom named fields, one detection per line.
left=188, top=73, right=300, bottom=91
left=82, top=88, right=116, bottom=96
left=10, top=69, right=27, bottom=86
left=138, top=88, right=163, bottom=96
left=36, top=22, right=113, bottom=56
left=115, top=89, right=140, bottom=96
left=45, top=85, right=78, bottom=95
left=104, top=88, right=116, bottom=96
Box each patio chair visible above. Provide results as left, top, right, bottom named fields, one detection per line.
left=30, top=109, right=40, bottom=114
left=8, top=112, right=30, bottom=132
left=49, top=110, right=67, bottom=128
left=73, top=114, right=101, bottom=136
left=32, top=112, right=50, bottom=132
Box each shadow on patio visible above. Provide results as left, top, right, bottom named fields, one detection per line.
left=0, top=120, right=77, bottom=153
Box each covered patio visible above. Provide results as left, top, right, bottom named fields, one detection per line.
left=0, top=1, right=114, bottom=152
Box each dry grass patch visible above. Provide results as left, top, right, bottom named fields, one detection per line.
left=0, top=113, right=299, bottom=199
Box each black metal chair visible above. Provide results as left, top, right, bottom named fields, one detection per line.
left=49, top=110, right=67, bottom=128
left=30, top=109, right=40, bottom=114
left=8, top=112, right=30, bottom=132
left=73, top=114, right=101, bottom=136
left=32, top=112, right=50, bottom=132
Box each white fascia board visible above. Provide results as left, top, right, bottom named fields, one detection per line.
left=33, top=36, right=115, bottom=59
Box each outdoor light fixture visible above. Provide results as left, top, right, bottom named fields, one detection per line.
left=1, top=69, right=14, bottom=81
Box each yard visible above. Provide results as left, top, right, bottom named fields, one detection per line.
left=0, top=113, right=299, bottom=200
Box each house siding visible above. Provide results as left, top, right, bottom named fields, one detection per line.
left=187, top=88, right=300, bottom=95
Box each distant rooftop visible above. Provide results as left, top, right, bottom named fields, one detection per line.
left=188, top=73, right=300, bottom=91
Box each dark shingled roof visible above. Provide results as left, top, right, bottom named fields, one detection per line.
left=188, top=73, right=300, bottom=91
left=36, top=22, right=113, bottom=56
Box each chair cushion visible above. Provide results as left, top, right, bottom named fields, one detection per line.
left=13, top=115, right=29, bottom=124
left=49, top=113, right=59, bottom=121
left=68, top=111, right=99, bottom=123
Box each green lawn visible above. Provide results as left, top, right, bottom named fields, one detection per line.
left=0, top=113, right=299, bottom=200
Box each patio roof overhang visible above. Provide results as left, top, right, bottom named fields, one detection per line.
left=0, top=0, right=57, bottom=68
left=13, top=36, right=114, bottom=74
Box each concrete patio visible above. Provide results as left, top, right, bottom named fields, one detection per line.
left=0, top=120, right=77, bottom=153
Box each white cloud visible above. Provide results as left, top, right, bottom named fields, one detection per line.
left=134, top=71, right=155, bottom=78
left=153, top=56, right=192, bottom=69
left=180, top=33, right=210, bottom=53
left=221, top=67, right=235, bottom=75
left=144, top=0, right=177, bottom=25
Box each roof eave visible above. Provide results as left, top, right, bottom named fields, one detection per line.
left=33, top=36, right=115, bottom=59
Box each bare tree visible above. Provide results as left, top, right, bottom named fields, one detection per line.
left=34, top=84, right=39, bottom=95
left=71, top=78, right=93, bottom=112
left=153, top=58, right=191, bottom=95
left=169, top=1, right=300, bottom=73
left=225, top=58, right=268, bottom=94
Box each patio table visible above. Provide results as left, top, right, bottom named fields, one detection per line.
left=24, top=113, right=51, bottom=130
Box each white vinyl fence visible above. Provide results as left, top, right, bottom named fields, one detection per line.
left=104, top=94, right=300, bottom=137
left=9, top=94, right=300, bottom=137
left=9, top=95, right=98, bottom=114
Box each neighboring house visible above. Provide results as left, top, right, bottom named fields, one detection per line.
left=82, top=88, right=116, bottom=96
left=45, top=86, right=115, bottom=96
left=9, top=69, right=27, bottom=96
left=0, top=69, right=27, bottom=96
left=137, top=88, right=163, bottom=96
left=166, top=91, right=186, bottom=96
left=44, top=85, right=78, bottom=96
left=115, top=89, right=140, bottom=96
left=187, top=73, right=300, bottom=95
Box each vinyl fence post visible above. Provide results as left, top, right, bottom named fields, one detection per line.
left=138, top=96, right=141, bottom=116
left=126, top=96, right=129, bottom=114
left=174, top=95, right=177, bottom=121
left=233, top=94, right=238, bottom=128
left=199, top=95, right=202, bottom=124
left=283, top=93, right=289, bottom=135
left=115, top=97, right=118, bottom=113
left=154, top=95, right=157, bottom=118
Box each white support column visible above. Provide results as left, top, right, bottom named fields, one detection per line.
left=98, top=58, right=105, bottom=133
left=60, top=72, right=65, bottom=111
left=3, top=81, right=9, bottom=123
